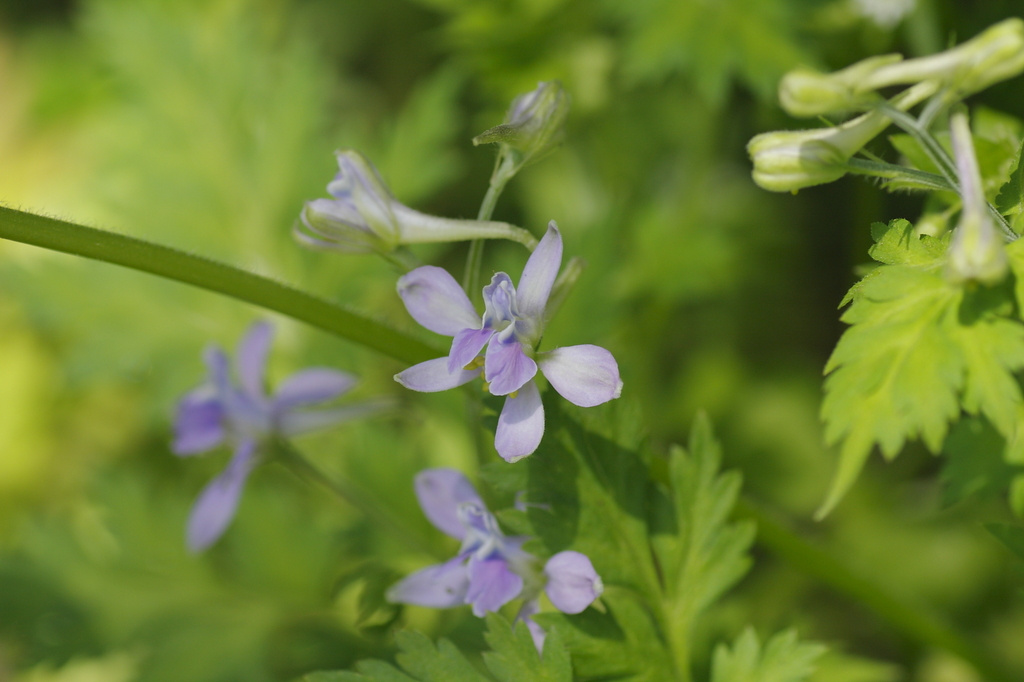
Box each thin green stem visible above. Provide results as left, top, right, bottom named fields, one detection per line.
left=846, top=158, right=954, bottom=192
left=878, top=106, right=1017, bottom=241
left=735, top=498, right=1017, bottom=682
left=463, top=153, right=519, bottom=296
left=274, top=440, right=445, bottom=560
left=0, top=206, right=441, bottom=365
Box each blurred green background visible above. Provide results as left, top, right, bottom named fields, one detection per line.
left=0, top=0, right=1023, bottom=680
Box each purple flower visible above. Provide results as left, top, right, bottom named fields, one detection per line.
left=296, top=150, right=537, bottom=254
left=386, top=469, right=603, bottom=649
left=395, top=222, right=623, bottom=461
left=173, top=321, right=377, bottom=552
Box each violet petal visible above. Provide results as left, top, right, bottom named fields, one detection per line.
left=515, top=600, right=547, bottom=653
left=395, top=357, right=479, bottom=393
left=537, top=345, right=623, bottom=407
left=186, top=439, right=258, bottom=553
left=495, top=380, right=544, bottom=462
left=485, top=339, right=538, bottom=396
left=414, top=468, right=485, bottom=540
left=515, top=222, right=562, bottom=321
left=466, top=555, right=524, bottom=617
left=385, top=556, right=470, bottom=608
left=398, top=266, right=481, bottom=336
left=544, top=550, right=603, bottom=614
left=236, top=322, right=273, bottom=399
left=172, top=386, right=225, bottom=455
left=448, top=328, right=494, bottom=374
left=273, top=368, right=357, bottom=412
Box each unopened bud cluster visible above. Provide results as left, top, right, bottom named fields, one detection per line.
left=750, top=19, right=1024, bottom=194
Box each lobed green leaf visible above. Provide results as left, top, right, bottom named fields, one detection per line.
left=710, top=628, right=825, bottom=682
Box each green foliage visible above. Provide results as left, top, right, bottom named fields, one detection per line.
left=307, top=614, right=571, bottom=682
left=821, top=219, right=1024, bottom=516
left=941, top=416, right=1019, bottom=506
left=710, top=629, right=825, bottom=682
left=489, top=396, right=754, bottom=680
left=996, top=141, right=1024, bottom=234
left=985, top=523, right=1024, bottom=562
left=602, top=0, right=811, bottom=103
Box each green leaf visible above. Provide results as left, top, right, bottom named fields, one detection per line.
left=711, top=629, right=825, bottom=682
left=310, top=631, right=491, bottom=682
left=653, top=415, right=755, bottom=655
left=940, top=416, right=1017, bottom=506
left=482, top=613, right=571, bottom=682
left=996, top=140, right=1024, bottom=234
left=495, top=399, right=753, bottom=680
left=309, top=615, right=573, bottom=682
left=820, top=221, right=1024, bottom=516
left=985, top=523, right=1024, bottom=562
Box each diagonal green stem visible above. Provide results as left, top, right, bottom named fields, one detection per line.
left=735, top=497, right=1017, bottom=682
left=0, top=206, right=442, bottom=365
left=274, top=440, right=445, bottom=560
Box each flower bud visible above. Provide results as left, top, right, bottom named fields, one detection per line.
left=296, top=150, right=538, bottom=253
left=945, top=111, right=1008, bottom=285
left=750, top=81, right=936, bottom=193
left=779, top=54, right=903, bottom=118
left=472, top=81, right=570, bottom=167
left=861, top=18, right=1024, bottom=97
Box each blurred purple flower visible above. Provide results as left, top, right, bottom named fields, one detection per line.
left=395, top=222, right=623, bottom=461
left=173, top=321, right=379, bottom=553
left=386, top=468, right=603, bottom=649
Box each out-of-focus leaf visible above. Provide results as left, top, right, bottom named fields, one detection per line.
left=603, top=0, right=811, bottom=103
left=310, top=614, right=572, bottom=682
left=710, top=628, right=825, bottom=682
left=940, top=416, right=1017, bottom=506
left=985, top=523, right=1024, bottom=562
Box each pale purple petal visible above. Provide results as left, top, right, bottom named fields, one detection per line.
left=495, top=380, right=545, bottom=462
left=414, top=468, right=484, bottom=540
left=448, top=328, right=494, bottom=373
left=385, top=556, right=470, bottom=608
left=236, top=322, right=273, bottom=399
left=515, top=222, right=562, bottom=321
left=544, top=551, right=603, bottom=614
left=186, top=440, right=258, bottom=553
left=203, top=345, right=231, bottom=396
left=485, top=339, right=538, bottom=396
left=516, top=600, right=547, bottom=653
left=482, top=273, right=518, bottom=326
left=398, top=266, right=481, bottom=336
left=466, top=556, right=524, bottom=616
left=395, top=357, right=479, bottom=392
left=277, top=400, right=392, bottom=436
left=537, top=345, right=623, bottom=407
left=272, top=368, right=357, bottom=412
left=172, top=386, right=225, bottom=455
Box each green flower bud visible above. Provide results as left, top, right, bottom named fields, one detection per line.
left=297, top=150, right=537, bottom=254
left=750, top=81, right=936, bottom=192
left=945, top=111, right=1008, bottom=285
left=473, top=81, right=570, bottom=167
left=861, top=18, right=1024, bottom=97
left=779, top=54, right=903, bottom=118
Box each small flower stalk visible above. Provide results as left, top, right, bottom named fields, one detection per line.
left=386, top=469, right=603, bottom=651
left=296, top=150, right=537, bottom=255
left=749, top=81, right=936, bottom=193
left=393, top=222, right=623, bottom=461
left=473, top=81, right=570, bottom=172
left=945, top=111, right=1008, bottom=286
left=858, top=18, right=1024, bottom=98
left=173, top=322, right=386, bottom=552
